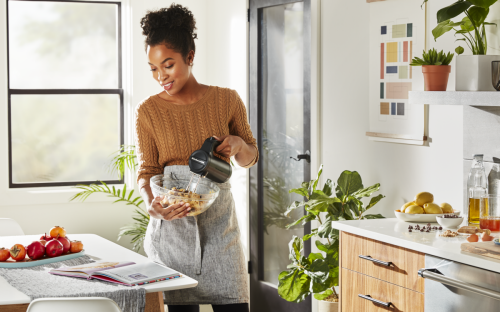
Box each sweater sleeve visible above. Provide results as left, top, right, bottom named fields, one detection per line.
left=135, top=106, right=163, bottom=190
left=228, top=90, right=259, bottom=168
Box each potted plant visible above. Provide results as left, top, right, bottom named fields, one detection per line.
left=425, top=0, right=499, bottom=91
left=277, top=165, right=385, bottom=311
left=410, top=48, right=454, bottom=91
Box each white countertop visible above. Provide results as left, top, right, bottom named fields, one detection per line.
left=0, top=234, right=198, bottom=305
left=332, top=218, right=500, bottom=274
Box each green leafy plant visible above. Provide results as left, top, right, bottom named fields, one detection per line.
left=410, top=48, right=455, bottom=66
left=70, top=145, right=150, bottom=252
left=424, top=0, right=498, bottom=55
left=277, top=165, right=385, bottom=303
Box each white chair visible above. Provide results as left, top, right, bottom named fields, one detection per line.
left=0, top=218, right=24, bottom=236
left=26, top=297, right=122, bottom=312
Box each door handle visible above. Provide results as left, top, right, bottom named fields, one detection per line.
left=418, top=268, right=500, bottom=301
left=358, top=294, right=393, bottom=307
left=359, top=255, right=393, bottom=267
left=290, top=151, right=310, bottom=163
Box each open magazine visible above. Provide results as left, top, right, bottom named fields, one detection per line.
left=49, top=261, right=181, bottom=286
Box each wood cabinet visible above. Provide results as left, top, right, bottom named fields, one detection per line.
left=340, top=232, right=425, bottom=311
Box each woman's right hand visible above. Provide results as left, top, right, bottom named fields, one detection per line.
left=148, top=196, right=191, bottom=221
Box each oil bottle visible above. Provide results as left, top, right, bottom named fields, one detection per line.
left=467, top=154, right=488, bottom=225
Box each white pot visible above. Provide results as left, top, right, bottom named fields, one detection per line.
left=318, top=300, right=339, bottom=312
left=456, top=55, right=500, bottom=91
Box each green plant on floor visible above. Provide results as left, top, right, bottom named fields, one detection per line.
left=423, top=0, right=497, bottom=55
left=70, top=145, right=150, bottom=252
left=410, top=48, right=455, bottom=66
left=277, top=165, right=385, bottom=303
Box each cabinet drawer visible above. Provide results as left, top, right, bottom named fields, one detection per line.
left=341, top=268, right=424, bottom=312
left=341, top=232, right=425, bottom=293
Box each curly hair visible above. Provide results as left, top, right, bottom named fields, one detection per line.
left=140, top=3, right=197, bottom=62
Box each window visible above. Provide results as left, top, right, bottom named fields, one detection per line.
left=7, top=0, right=123, bottom=188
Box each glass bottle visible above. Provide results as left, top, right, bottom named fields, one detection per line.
left=488, top=157, right=500, bottom=195
left=468, top=154, right=488, bottom=225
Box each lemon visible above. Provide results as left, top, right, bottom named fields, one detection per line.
left=423, top=203, right=443, bottom=214
left=440, top=203, right=453, bottom=213
left=414, top=192, right=434, bottom=206
left=401, top=201, right=416, bottom=213
left=406, top=205, right=424, bottom=214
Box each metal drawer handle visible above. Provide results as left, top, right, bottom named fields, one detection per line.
left=359, top=255, right=393, bottom=267
left=418, top=268, right=500, bottom=301
left=358, top=294, right=393, bottom=307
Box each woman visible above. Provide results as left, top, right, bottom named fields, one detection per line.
left=135, top=4, right=257, bottom=312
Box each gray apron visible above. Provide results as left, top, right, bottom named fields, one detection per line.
left=143, top=165, right=249, bottom=305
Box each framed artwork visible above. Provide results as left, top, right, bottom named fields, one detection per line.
left=366, top=0, right=427, bottom=145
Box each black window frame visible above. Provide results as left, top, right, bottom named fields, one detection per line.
left=6, top=0, right=124, bottom=188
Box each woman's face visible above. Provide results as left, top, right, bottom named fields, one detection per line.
left=147, top=44, right=193, bottom=95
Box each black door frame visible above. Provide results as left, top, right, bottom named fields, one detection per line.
left=249, top=0, right=311, bottom=311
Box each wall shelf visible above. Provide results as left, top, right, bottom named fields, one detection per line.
left=409, top=91, right=500, bottom=106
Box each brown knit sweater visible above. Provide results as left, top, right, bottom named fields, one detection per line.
left=135, top=86, right=258, bottom=190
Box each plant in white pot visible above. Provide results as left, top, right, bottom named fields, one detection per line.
left=277, top=166, right=385, bottom=311
left=425, top=0, right=499, bottom=91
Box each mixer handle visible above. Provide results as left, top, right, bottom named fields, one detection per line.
left=201, top=137, right=222, bottom=156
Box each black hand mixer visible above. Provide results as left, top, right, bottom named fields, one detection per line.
left=185, top=137, right=232, bottom=192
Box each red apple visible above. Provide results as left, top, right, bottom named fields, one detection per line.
left=40, top=233, right=52, bottom=242
left=45, top=240, right=63, bottom=258
left=56, top=236, right=71, bottom=254
left=39, top=240, right=47, bottom=246
left=26, top=241, right=45, bottom=260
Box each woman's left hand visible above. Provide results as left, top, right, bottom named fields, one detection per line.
left=213, top=135, right=244, bottom=158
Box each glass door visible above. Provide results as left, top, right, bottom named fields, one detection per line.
left=249, top=0, right=311, bottom=311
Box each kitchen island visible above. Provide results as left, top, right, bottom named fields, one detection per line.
left=332, top=218, right=500, bottom=312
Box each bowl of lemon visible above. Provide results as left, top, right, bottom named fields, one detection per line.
left=394, top=192, right=461, bottom=223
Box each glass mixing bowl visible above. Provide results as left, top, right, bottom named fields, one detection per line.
left=150, top=174, right=220, bottom=216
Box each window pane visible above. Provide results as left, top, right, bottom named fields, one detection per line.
left=261, top=2, right=304, bottom=285
left=11, top=94, right=121, bottom=184
left=8, top=1, right=118, bottom=89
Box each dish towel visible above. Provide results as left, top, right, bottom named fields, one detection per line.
left=0, top=255, right=146, bottom=312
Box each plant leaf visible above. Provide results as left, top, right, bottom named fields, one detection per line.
left=314, top=288, right=334, bottom=301
left=284, top=201, right=306, bottom=217
left=289, top=187, right=309, bottom=198
left=277, top=269, right=311, bottom=303
left=303, top=229, right=318, bottom=241
left=365, top=194, right=385, bottom=210
left=289, top=236, right=304, bottom=262
left=433, top=19, right=455, bottom=41
left=362, top=213, right=385, bottom=219
left=352, top=183, right=380, bottom=198
left=322, top=179, right=333, bottom=197
left=468, top=6, right=489, bottom=27
left=312, top=164, right=323, bottom=192
left=437, top=1, right=472, bottom=23
left=337, top=170, right=363, bottom=196
left=468, top=0, right=496, bottom=8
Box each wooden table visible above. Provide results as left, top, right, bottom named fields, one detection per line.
left=0, top=234, right=198, bottom=312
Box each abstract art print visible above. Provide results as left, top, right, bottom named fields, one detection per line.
left=368, top=0, right=426, bottom=145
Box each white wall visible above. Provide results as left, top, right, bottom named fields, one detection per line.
left=320, top=0, right=463, bottom=220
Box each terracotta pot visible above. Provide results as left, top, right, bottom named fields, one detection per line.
left=318, top=299, right=339, bottom=312
left=422, top=65, right=451, bottom=91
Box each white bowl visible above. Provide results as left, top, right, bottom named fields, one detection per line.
left=394, top=210, right=461, bottom=223
left=436, top=215, right=464, bottom=228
